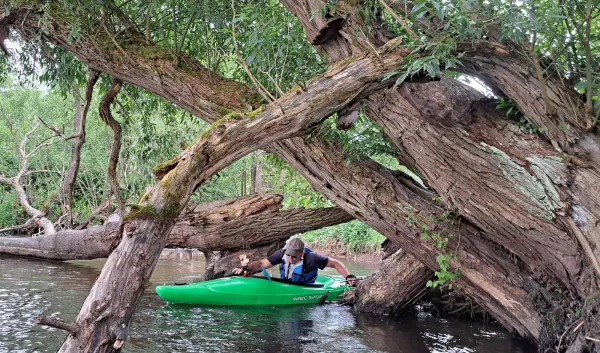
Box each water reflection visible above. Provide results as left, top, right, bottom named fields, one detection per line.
left=354, top=314, right=535, bottom=353
left=0, top=253, right=535, bottom=353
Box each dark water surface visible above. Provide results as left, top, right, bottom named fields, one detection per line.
left=0, top=252, right=535, bottom=353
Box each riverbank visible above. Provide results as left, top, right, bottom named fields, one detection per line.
left=308, top=243, right=383, bottom=264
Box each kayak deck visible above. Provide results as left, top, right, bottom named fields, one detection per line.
left=155, top=276, right=349, bottom=305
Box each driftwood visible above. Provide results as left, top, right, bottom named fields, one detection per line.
left=0, top=193, right=353, bottom=260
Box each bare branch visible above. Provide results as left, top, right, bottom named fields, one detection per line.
left=0, top=116, right=57, bottom=235
left=18, top=116, right=42, bottom=164
left=261, top=70, right=285, bottom=97
left=26, top=133, right=56, bottom=158
left=36, top=115, right=64, bottom=137
left=75, top=199, right=111, bottom=230
left=0, top=174, right=11, bottom=185
left=23, top=169, right=62, bottom=176
left=36, top=316, right=76, bottom=333
left=0, top=218, right=37, bottom=235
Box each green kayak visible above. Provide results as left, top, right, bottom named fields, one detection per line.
left=155, top=275, right=351, bottom=305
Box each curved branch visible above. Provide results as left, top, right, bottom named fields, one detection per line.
left=99, top=78, right=125, bottom=217
left=62, top=70, right=100, bottom=223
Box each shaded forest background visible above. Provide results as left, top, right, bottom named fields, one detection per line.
left=0, top=80, right=385, bottom=253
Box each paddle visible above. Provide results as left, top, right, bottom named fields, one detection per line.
left=318, top=290, right=329, bottom=305
left=260, top=265, right=272, bottom=281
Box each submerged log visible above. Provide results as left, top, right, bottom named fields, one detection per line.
left=0, top=194, right=353, bottom=260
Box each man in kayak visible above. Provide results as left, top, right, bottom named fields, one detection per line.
left=233, top=237, right=356, bottom=286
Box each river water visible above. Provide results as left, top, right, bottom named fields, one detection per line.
left=0, top=251, right=535, bottom=353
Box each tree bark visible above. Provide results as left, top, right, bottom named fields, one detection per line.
left=278, top=4, right=599, bottom=351
left=343, top=250, right=433, bottom=315
left=0, top=194, right=353, bottom=260
left=98, top=79, right=125, bottom=217
left=267, top=138, right=541, bottom=339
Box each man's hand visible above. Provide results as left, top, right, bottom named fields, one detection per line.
left=345, top=274, right=357, bottom=287
left=233, top=265, right=249, bottom=275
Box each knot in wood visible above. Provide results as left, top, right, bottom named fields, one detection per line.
left=125, top=222, right=137, bottom=234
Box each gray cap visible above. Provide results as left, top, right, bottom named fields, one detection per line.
left=284, top=238, right=305, bottom=257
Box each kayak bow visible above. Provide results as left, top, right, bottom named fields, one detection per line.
left=155, top=276, right=350, bottom=305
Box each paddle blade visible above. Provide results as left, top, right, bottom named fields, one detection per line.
left=260, top=265, right=272, bottom=281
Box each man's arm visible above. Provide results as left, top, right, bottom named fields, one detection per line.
left=326, top=258, right=356, bottom=286
left=326, top=258, right=350, bottom=277
left=248, top=258, right=274, bottom=272
left=233, top=258, right=273, bottom=275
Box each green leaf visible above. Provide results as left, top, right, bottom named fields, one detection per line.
left=574, top=81, right=587, bottom=92
left=382, top=69, right=400, bottom=81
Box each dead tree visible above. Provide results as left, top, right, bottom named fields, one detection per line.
left=0, top=117, right=57, bottom=235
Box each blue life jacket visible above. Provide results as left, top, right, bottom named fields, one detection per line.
left=279, top=247, right=319, bottom=284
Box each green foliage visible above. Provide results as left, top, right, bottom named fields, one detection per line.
left=316, top=113, right=397, bottom=161
left=378, top=0, right=600, bottom=120
left=407, top=209, right=461, bottom=288
left=496, top=97, right=539, bottom=134
left=0, top=80, right=206, bottom=225
left=0, top=190, right=20, bottom=228
left=388, top=40, right=463, bottom=87
left=301, top=220, right=385, bottom=255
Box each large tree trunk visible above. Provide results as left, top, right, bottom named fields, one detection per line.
left=268, top=137, right=543, bottom=338
left=278, top=4, right=599, bottom=351
left=0, top=193, right=352, bottom=259
left=343, top=250, right=433, bottom=315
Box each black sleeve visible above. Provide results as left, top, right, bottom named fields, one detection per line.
left=267, top=248, right=285, bottom=266
left=308, top=252, right=329, bottom=270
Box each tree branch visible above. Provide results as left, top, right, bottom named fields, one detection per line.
left=99, top=78, right=125, bottom=218
left=75, top=199, right=111, bottom=230
left=1, top=116, right=57, bottom=234
left=36, top=315, right=76, bottom=333
left=0, top=218, right=37, bottom=235
left=378, top=0, right=420, bottom=41
left=583, top=0, right=594, bottom=127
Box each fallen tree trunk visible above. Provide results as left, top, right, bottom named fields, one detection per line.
left=342, top=250, right=433, bottom=315
left=203, top=243, right=284, bottom=280
left=0, top=194, right=353, bottom=260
